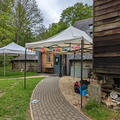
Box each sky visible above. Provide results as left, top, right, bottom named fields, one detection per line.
left=36, top=0, right=93, bottom=27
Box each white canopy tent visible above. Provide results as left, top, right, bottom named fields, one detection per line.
left=0, top=42, right=35, bottom=77
left=26, top=26, right=93, bottom=108
left=0, top=42, right=35, bottom=55
left=26, top=26, right=92, bottom=50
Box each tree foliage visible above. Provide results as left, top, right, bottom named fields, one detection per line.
left=25, top=0, right=44, bottom=36
left=38, top=2, right=93, bottom=40
left=0, top=0, right=15, bottom=47
left=0, top=1, right=93, bottom=47
left=14, top=0, right=44, bottom=46
left=37, top=21, right=69, bottom=40
left=60, top=3, right=93, bottom=25
left=0, top=0, right=44, bottom=47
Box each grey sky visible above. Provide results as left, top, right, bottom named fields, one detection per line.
left=36, top=0, right=93, bottom=27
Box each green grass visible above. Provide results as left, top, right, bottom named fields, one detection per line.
left=0, top=65, right=39, bottom=79
left=0, top=77, right=44, bottom=120
left=84, top=100, right=120, bottom=120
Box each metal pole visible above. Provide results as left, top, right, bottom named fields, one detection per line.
left=24, top=48, right=27, bottom=89
left=4, top=52, right=5, bottom=77
left=80, top=39, right=84, bottom=109
left=59, top=54, right=62, bottom=77
left=73, top=52, right=75, bottom=80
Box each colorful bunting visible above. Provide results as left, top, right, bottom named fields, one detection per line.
left=29, top=45, right=81, bottom=53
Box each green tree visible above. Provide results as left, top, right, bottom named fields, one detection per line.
left=14, top=0, right=44, bottom=46
left=48, top=22, right=68, bottom=37
left=14, top=0, right=27, bottom=45
left=0, top=0, right=15, bottom=47
left=37, top=21, right=68, bottom=40
left=60, top=3, right=93, bottom=25
left=38, top=2, right=93, bottom=40
left=26, top=0, right=44, bottom=36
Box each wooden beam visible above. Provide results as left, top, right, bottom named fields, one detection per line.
left=95, top=0, right=120, bottom=11
left=94, top=21, right=120, bottom=32
left=94, top=53, right=120, bottom=57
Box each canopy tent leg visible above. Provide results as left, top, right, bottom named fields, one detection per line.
left=80, top=39, right=84, bottom=109
left=73, top=52, right=76, bottom=81
left=4, top=52, right=6, bottom=77
left=59, top=54, right=62, bottom=77
left=24, top=48, right=27, bottom=89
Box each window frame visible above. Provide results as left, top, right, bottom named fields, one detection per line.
left=47, top=54, right=51, bottom=63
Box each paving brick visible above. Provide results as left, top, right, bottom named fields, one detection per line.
left=30, top=76, right=90, bottom=120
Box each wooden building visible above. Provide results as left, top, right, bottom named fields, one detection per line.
left=40, top=18, right=93, bottom=75
left=40, top=53, right=67, bottom=75
left=41, top=53, right=54, bottom=73
left=94, top=0, right=120, bottom=83
left=74, top=17, right=93, bottom=37
left=12, top=55, right=38, bottom=72
left=67, top=54, right=93, bottom=78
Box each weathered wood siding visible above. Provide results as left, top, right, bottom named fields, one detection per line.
left=94, top=0, right=120, bottom=74
left=12, top=61, right=38, bottom=72
left=41, top=53, right=54, bottom=73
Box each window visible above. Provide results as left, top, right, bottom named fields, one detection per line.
left=47, top=54, right=51, bottom=63
left=90, top=32, right=93, bottom=37
left=54, top=57, right=59, bottom=65
left=89, top=24, right=93, bottom=30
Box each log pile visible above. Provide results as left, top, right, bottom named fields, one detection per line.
left=101, top=83, right=113, bottom=93
left=89, top=79, right=120, bottom=110
left=101, top=83, right=120, bottom=110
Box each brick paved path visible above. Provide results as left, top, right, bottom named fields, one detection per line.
left=30, top=77, right=90, bottom=120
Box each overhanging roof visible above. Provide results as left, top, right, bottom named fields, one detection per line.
left=12, top=55, right=38, bottom=61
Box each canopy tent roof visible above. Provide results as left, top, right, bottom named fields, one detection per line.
left=26, top=26, right=93, bottom=50
left=0, top=42, right=35, bottom=55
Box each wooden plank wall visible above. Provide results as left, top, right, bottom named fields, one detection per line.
left=94, top=0, right=120, bottom=74
left=41, top=53, right=54, bottom=73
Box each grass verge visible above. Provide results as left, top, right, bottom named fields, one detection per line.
left=0, top=65, right=39, bottom=79
left=84, top=100, right=120, bottom=120
left=0, top=77, right=44, bottom=120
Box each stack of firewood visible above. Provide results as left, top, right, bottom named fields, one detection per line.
left=101, top=83, right=120, bottom=110
left=101, top=83, right=114, bottom=93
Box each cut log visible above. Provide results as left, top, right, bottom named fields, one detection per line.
left=101, top=92, right=107, bottom=99
left=101, top=84, right=113, bottom=89
left=102, top=88, right=112, bottom=93
left=104, top=97, right=117, bottom=107
left=114, top=87, right=120, bottom=92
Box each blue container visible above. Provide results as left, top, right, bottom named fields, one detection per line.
left=78, top=87, right=87, bottom=96
left=82, top=90, right=87, bottom=96
left=81, top=84, right=87, bottom=90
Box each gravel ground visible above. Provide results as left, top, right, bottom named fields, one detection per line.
left=59, top=76, right=88, bottom=112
